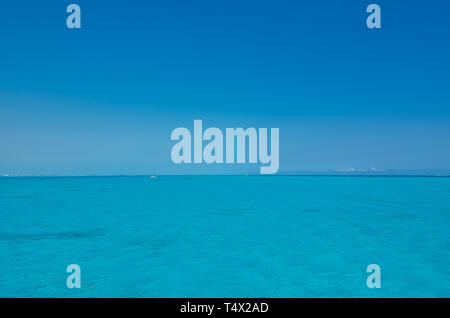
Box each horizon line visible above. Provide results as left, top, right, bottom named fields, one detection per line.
left=1, top=173, right=450, bottom=178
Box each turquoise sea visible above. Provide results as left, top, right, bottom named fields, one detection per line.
left=0, top=176, right=449, bottom=297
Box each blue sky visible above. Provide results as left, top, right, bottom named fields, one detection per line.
left=1, top=0, right=449, bottom=175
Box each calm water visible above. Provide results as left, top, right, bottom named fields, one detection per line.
left=0, top=176, right=449, bottom=297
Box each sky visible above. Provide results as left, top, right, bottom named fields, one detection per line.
left=0, top=0, right=449, bottom=175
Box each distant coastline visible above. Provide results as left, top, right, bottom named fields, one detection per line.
left=1, top=169, right=450, bottom=178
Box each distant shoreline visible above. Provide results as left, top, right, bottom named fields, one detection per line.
left=1, top=174, right=450, bottom=178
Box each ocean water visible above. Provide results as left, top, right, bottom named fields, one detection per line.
left=0, top=176, right=449, bottom=298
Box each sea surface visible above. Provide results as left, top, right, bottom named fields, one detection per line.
left=0, top=176, right=449, bottom=297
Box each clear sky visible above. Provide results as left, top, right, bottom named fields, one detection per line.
left=1, top=1, right=449, bottom=175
